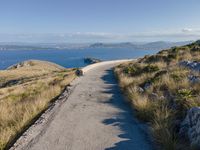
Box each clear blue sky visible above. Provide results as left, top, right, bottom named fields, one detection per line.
left=0, top=0, right=200, bottom=42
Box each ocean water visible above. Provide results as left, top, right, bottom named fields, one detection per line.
left=0, top=48, right=159, bottom=70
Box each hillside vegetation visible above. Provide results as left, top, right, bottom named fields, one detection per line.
left=115, top=40, right=200, bottom=150
left=0, top=60, right=76, bottom=149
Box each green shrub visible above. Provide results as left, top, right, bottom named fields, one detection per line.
left=124, top=65, right=139, bottom=75
left=170, top=73, right=184, bottom=81
left=124, top=64, right=159, bottom=76
left=140, top=70, right=167, bottom=89
left=143, top=65, right=159, bottom=73
left=144, top=55, right=167, bottom=63
left=168, top=53, right=177, bottom=60
left=175, top=89, right=196, bottom=118
left=176, top=89, right=194, bottom=101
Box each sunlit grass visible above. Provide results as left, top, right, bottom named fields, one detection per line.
left=0, top=60, right=76, bottom=150
left=115, top=41, right=200, bottom=150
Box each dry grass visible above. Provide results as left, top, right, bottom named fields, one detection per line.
left=151, top=106, right=177, bottom=150
left=0, top=60, right=76, bottom=150
left=115, top=41, right=200, bottom=150
left=0, top=60, right=65, bottom=86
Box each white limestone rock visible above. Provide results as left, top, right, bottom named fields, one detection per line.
left=179, top=107, right=200, bottom=147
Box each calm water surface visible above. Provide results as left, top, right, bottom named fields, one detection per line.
left=0, top=48, right=159, bottom=70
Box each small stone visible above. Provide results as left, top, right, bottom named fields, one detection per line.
left=159, top=96, right=165, bottom=100
left=188, top=74, right=200, bottom=83
left=144, top=82, right=151, bottom=90
left=149, top=93, right=159, bottom=100
left=138, top=87, right=144, bottom=93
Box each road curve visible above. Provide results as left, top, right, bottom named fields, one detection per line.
left=18, top=60, right=153, bottom=150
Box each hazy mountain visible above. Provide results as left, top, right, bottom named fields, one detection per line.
left=0, top=41, right=193, bottom=50
left=0, top=43, right=90, bottom=50
left=89, top=42, right=137, bottom=49
left=89, top=41, right=193, bottom=50
left=138, top=41, right=193, bottom=50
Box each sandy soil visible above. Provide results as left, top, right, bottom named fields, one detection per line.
left=10, top=60, right=153, bottom=150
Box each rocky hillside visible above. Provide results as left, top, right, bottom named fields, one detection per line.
left=0, top=60, right=76, bottom=149
left=115, top=40, right=200, bottom=150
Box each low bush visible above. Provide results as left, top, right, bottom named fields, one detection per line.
left=124, top=64, right=159, bottom=76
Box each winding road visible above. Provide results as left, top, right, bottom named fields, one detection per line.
left=12, top=60, right=153, bottom=150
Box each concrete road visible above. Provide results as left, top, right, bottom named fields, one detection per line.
left=26, top=61, right=153, bottom=150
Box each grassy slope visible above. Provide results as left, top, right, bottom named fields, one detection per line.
left=115, top=41, right=200, bottom=150
left=0, top=60, right=76, bottom=150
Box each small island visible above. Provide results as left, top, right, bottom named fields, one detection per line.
left=84, top=57, right=102, bottom=64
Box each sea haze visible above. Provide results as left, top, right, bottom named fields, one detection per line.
left=0, top=48, right=159, bottom=70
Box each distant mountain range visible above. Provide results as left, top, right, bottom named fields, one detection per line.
left=0, top=41, right=193, bottom=51
left=89, top=41, right=193, bottom=50
left=0, top=43, right=90, bottom=50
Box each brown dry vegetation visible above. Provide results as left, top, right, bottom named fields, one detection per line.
left=115, top=41, right=200, bottom=150
left=0, top=60, right=76, bottom=150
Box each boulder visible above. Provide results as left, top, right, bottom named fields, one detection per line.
left=179, top=107, right=200, bottom=148
left=76, top=69, right=83, bottom=76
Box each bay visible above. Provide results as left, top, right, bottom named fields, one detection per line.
left=0, top=48, right=159, bottom=70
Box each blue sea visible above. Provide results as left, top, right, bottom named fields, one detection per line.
left=0, top=48, right=159, bottom=70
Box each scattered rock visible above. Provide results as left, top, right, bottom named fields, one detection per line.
left=143, top=82, right=151, bottom=90
left=8, top=61, right=32, bottom=69
left=188, top=74, right=200, bottom=83
left=159, top=96, right=165, bottom=100
left=138, top=87, right=144, bottom=93
left=149, top=93, right=159, bottom=101
left=179, top=107, right=200, bottom=148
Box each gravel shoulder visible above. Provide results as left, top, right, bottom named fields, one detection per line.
left=10, top=60, right=152, bottom=150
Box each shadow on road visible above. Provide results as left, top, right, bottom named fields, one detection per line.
left=100, top=69, right=153, bottom=150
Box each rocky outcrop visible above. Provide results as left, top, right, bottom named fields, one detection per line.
left=179, top=61, right=200, bottom=83
left=7, top=60, right=65, bottom=70
left=7, top=61, right=33, bottom=69
left=179, top=107, right=200, bottom=148
left=180, top=61, right=200, bottom=72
